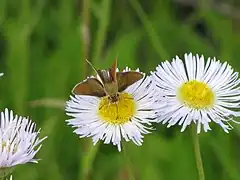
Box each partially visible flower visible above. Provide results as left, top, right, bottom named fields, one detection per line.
left=152, top=53, right=240, bottom=133
left=0, top=109, right=47, bottom=177
left=66, top=68, right=161, bottom=151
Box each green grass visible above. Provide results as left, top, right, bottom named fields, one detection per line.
left=0, top=0, right=240, bottom=179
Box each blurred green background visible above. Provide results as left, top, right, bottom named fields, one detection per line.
left=0, top=0, right=239, bottom=179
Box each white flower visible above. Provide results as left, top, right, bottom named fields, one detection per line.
left=152, top=53, right=240, bottom=133
left=66, top=68, right=161, bottom=151
left=0, top=109, right=47, bottom=169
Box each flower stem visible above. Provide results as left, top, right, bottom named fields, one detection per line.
left=192, top=125, right=205, bottom=180
left=92, top=0, right=112, bottom=65
left=128, top=0, right=169, bottom=60
left=79, top=1, right=98, bottom=179
left=80, top=142, right=100, bottom=180
left=81, top=0, right=91, bottom=76
left=123, top=143, right=135, bottom=180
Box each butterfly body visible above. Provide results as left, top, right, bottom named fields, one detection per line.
left=72, top=59, right=143, bottom=103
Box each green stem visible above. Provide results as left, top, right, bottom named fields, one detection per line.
left=192, top=125, right=205, bottom=180
left=129, top=0, right=168, bottom=60
left=92, top=0, right=112, bottom=65
left=80, top=142, right=100, bottom=180
left=0, top=0, right=6, bottom=25
left=79, top=1, right=100, bottom=180
left=82, top=0, right=91, bottom=76
left=123, top=143, right=135, bottom=180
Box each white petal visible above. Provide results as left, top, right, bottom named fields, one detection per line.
left=0, top=109, right=46, bottom=168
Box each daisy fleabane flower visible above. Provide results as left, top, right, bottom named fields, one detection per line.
left=152, top=53, right=240, bottom=133
left=0, top=109, right=47, bottom=177
left=66, top=68, right=161, bottom=151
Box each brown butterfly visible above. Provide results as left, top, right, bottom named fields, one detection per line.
left=72, top=59, right=144, bottom=103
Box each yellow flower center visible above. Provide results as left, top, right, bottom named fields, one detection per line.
left=177, top=80, right=215, bottom=109
left=98, top=93, right=136, bottom=124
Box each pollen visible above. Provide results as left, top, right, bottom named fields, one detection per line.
left=177, top=80, right=215, bottom=109
left=98, top=93, right=136, bottom=124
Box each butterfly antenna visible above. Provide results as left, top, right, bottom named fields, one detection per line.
left=115, top=53, right=118, bottom=67
left=85, top=59, right=99, bottom=76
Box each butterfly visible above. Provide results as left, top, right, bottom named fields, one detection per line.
left=72, top=59, right=144, bottom=103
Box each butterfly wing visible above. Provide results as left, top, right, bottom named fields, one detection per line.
left=109, top=58, right=117, bottom=82
left=117, top=71, right=144, bottom=92
left=72, top=78, right=106, bottom=97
